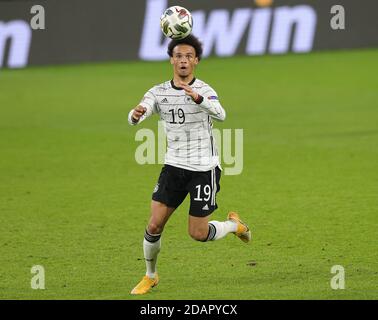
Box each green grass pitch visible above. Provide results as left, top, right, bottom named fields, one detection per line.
left=0, top=49, right=377, bottom=299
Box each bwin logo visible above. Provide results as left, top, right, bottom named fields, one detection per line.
left=0, top=20, right=32, bottom=69
left=140, top=0, right=317, bottom=60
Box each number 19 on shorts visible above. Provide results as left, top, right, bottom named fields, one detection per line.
left=194, top=185, right=211, bottom=201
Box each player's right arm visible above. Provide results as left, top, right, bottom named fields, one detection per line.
left=128, top=105, right=147, bottom=125
left=128, top=90, right=158, bottom=125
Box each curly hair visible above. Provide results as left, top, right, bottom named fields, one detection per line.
left=167, top=34, right=203, bottom=61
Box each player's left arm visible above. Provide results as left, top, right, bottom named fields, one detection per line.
left=179, top=83, right=226, bottom=121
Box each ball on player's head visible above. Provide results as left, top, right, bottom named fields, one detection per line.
left=160, top=6, right=193, bottom=40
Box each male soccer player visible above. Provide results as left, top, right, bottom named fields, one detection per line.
left=128, top=35, right=251, bottom=295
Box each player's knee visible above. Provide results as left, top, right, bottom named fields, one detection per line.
left=189, top=229, right=208, bottom=242
left=147, top=223, right=163, bottom=235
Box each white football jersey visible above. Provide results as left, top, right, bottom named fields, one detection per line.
left=128, top=78, right=226, bottom=172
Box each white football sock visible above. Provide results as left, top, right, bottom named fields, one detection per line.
left=143, top=234, right=161, bottom=279
left=208, top=220, right=237, bottom=241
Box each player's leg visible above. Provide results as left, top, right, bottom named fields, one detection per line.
left=144, top=200, right=176, bottom=278
left=188, top=213, right=240, bottom=241
left=188, top=208, right=251, bottom=243
left=188, top=166, right=251, bottom=242
left=188, top=215, right=210, bottom=241
left=131, top=200, right=175, bottom=295
left=131, top=165, right=188, bottom=295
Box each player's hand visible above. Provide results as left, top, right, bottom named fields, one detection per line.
left=178, top=82, right=199, bottom=101
left=132, top=106, right=147, bottom=122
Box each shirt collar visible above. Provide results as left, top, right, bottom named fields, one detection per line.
left=170, top=77, right=196, bottom=90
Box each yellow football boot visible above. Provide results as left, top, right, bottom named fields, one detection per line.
left=227, top=212, right=251, bottom=243
left=130, top=274, right=159, bottom=295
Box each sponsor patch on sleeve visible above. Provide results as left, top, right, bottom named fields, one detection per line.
left=207, top=95, right=219, bottom=100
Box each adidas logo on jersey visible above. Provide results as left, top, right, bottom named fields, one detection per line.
left=160, top=98, right=169, bottom=103
left=202, top=204, right=209, bottom=211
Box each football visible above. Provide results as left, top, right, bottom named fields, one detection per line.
left=160, top=6, right=193, bottom=40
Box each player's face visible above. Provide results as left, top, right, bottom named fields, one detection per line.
left=170, top=45, right=199, bottom=78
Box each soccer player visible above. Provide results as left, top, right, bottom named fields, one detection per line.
left=128, top=35, right=251, bottom=295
